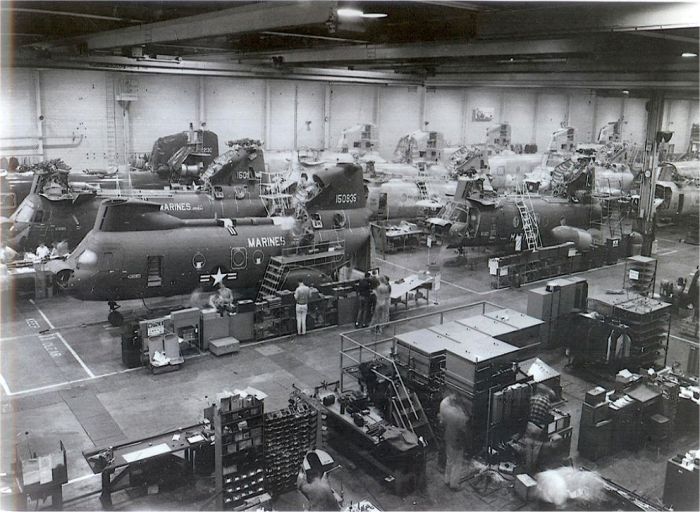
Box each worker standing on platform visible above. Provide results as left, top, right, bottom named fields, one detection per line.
left=439, top=394, right=470, bottom=490
left=355, top=272, right=373, bottom=328
left=294, top=280, right=311, bottom=336
left=371, top=276, right=392, bottom=333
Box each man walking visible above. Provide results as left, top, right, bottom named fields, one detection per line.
left=294, top=280, right=311, bottom=336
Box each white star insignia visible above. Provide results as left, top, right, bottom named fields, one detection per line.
left=211, top=267, right=227, bottom=286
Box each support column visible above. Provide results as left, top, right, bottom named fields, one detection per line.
left=264, top=81, right=271, bottom=150
left=198, top=76, right=206, bottom=128
left=34, top=71, right=44, bottom=160
left=323, top=83, right=331, bottom=150
left=418, top=86, right=427, bottom=129
left=532, top=92, right=540, bottom=145
left=293, top=84, right=299, bottom=150
left=460, top=89, right=468, bottom=144
left=590, top=91, right=598, bottom=144
left=638, top=91, right=665, bottom=256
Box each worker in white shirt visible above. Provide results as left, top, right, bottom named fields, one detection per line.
left=294, top=280, right=311, bottom=336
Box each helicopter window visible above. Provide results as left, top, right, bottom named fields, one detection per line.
left=14, top=204, right=33, bottom=223
left=147, top=256, right=163, bottom=287
left=446, top=205, right=469, bottom=223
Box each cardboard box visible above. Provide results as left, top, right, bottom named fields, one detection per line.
left=515, top=474, right=537, bottom=501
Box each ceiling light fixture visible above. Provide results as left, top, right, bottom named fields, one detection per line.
left=337, top=8, right=387, bottom=19
left=681, top=52, right=698, bottom=58
left=337, top=8, right=364, bottom=18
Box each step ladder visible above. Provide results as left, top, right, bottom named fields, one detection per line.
left=416, top=180, right=430, bottom=201
left=257, top=258, right=285, bottom=299
left=514, top=185, right=541, bottom=250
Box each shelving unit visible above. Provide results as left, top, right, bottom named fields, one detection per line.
left=214, top=393, right=266, bottom=510
left=624, top=256, right=658, bottom=296
left=264, top=401, right=318, bottom=496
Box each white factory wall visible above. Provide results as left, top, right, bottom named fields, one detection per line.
left=204, top=78, right=266, bottom=146
left=295, top=82, right=326, bottom=149
left=503, top=90, right=537, bottom=146
left=568, top=91, right=597, bottom=144
left=376, top=86, right=422, bottom=158
left=0, top=69, right=38, bottom=155
left=129, top=74, right=200, bottom=157
left=533, top=92, right=568, bottom=151
left=328, top=84, right=377, bottom=150
left=2, top=68, right=698, bottom=171
left=424, top=88, right=464, bottom=147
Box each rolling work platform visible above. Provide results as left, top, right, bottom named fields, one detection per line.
left=256, top=240, right=346, bottom=300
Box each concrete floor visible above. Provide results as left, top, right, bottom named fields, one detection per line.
left=0, top=223, right=698, bottom=511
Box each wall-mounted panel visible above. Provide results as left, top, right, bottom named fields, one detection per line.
left=129, top=74, right=199, bottom=155
left=296, top=82, right=325, bottom=149
left=425, top=88, right=464, bottom=146
left=41, top=70, right=109, bottom=169
left=204, top=78, right=265, bottom=149
left=268, top=81, right=296, bottom=150
left=328, top=84, right=376, bottom=150
left=464, top=88, right=502, bottom=144
left=377, top=86, right=421, bottom=158
left=569, top=92, right=596, bottom=143
left=502, top=90, right=536, bottom=145
left=534, top=92, right=568, bottom=151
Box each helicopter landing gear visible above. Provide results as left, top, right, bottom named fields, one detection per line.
left=107, top=301, right=123, bottom=326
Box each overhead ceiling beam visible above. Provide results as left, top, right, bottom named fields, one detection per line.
left=2, top=7, right=144, bottom=23
left=426, top=71, right=699, bottom=90
left=477, top=2, right=700, bottom=39
left=32, top=1, right=337, bottom=51
left=9, top=54, right=421, bottom=86
left=624, top=30, right=699, bottom=44
left=233, top=37, right=601, bottom=65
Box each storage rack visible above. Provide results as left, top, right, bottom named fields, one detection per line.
left=214, top=393, right=266, bottom=510
left=624, top=256, right=658, bottom=297
left=263, top=401, right=318, bottom=496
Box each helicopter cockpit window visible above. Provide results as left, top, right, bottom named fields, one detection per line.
left=14, top=204, right=33, bottom=223
left=444, top=203, right=469, bottom=223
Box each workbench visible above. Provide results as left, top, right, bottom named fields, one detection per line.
left=390, top=274, right=433, bottom=310
left=83, top=422, right=213, bottom=508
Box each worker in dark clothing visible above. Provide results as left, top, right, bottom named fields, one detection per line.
left=520, top=384, right=556, bottom=473
left=356, top=272, right=373, bottom=327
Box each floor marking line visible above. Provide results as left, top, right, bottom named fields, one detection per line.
left=55, top=332, right=96, bottom=378
left=0, top=373, right=12, bottom=395
left=4, top=367, right=143, bottom=397
left=657, top=250, right=678, bottom=256
left=0, top=333, right=43, bottom=343
left=29, top=299, right=96, bottom=379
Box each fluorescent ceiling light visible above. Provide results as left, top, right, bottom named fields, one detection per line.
left=338, top=8, right=364, bottom=18
left=681, top=52, right=698, bottom=58
left=337, top=8, right=387, bottom=19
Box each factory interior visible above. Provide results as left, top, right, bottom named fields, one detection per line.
left=1, top=1, right=699, bottom=511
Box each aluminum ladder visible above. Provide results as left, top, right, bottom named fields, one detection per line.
left=514, top=184, right=541, bottom=250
